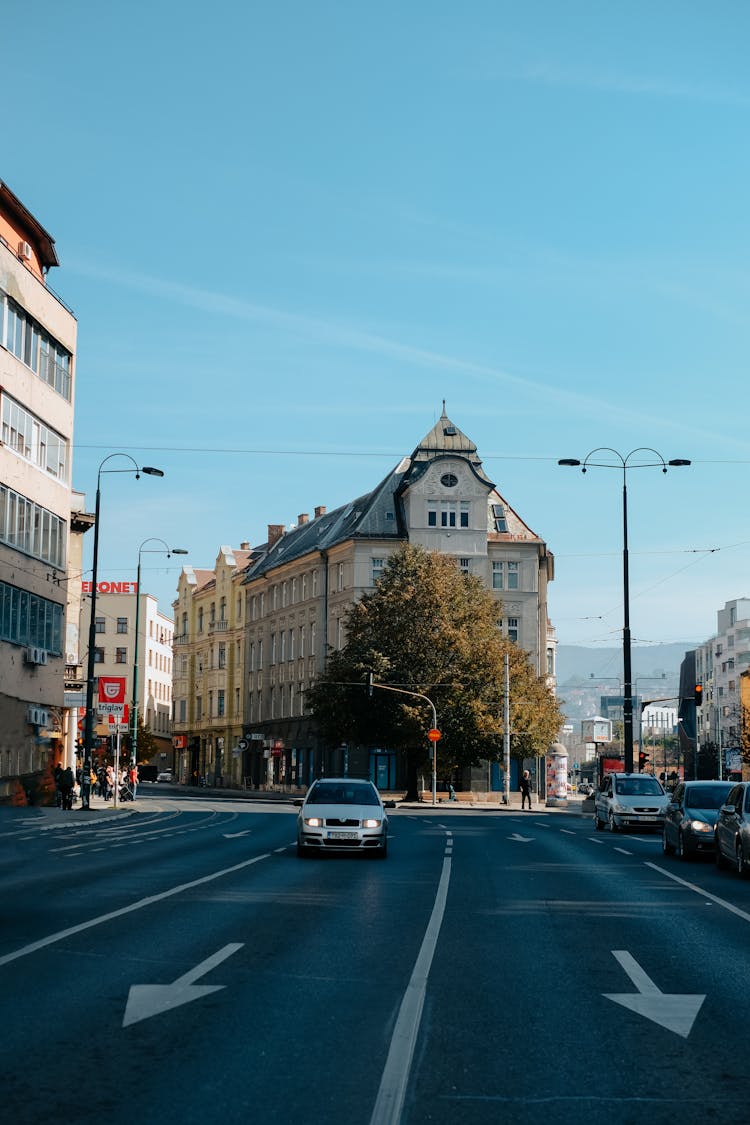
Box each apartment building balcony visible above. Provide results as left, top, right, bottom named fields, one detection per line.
left=209, top=620, right=229, bottom=634
left=174, top=634, right=190, bottom=645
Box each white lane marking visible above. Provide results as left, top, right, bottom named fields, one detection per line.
left=604, top=950, right=705, bottom=1038
left=123, top=943, right=244, bottom=1027
left=508, top=833, right=534, bottom=843
left=0, top=853, right=272, bottom=968
left=370, top=854, right=452, bottom=1125
left=614, top=847, right=633, bottom=855
left=645, top=861, right=750, bottom=924
left=560, top=829, right=575, bottom=835
left=223, top=831, right=252, bottom=838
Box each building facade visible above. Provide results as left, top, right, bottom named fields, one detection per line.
left=172, top=546, right=253, bottom=784
left=692, top=598, right=750, bottom=778
left=80, top=580, right=176, bottom=764
left=242, top=411, right=556, bottom=790
left=0, top=181, right=78, bottom=802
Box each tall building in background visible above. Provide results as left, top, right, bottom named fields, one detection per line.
left=0, top=181, right=78, bottom=803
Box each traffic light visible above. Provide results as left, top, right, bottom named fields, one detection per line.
left=638, top=751, right=649, bottom=771
left=367, top=671, right=374, bottom=698
left=694, top=684, right=703, bottom=707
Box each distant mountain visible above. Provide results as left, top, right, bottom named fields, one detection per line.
left=555, top=643, right=698, bottom=725
left=556, top=643, right=698, bottom=686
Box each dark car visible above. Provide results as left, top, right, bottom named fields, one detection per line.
left=662, top=780, right=734, bottom=859
left=715, top=782, right=750, bottom=877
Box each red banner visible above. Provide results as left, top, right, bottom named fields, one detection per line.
left=98, top=676, right=127, bottom=704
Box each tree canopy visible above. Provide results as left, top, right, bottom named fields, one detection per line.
left=307, top=545, right=563, bottom=793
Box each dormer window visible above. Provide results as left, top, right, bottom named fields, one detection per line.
left=492, top=503, right=507, bottom=532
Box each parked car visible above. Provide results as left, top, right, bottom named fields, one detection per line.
left=156, top=770, right=173, bottom=783
left=296, top=778, right=389, bottom=858
left=594, top=772, right=669, bottom=832
left=715, top=782, right=750, bottom=877
left=662, top=780, right=734, bottom=859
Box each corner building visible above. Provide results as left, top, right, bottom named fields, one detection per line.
left=240, top=410, right=556, bottom=792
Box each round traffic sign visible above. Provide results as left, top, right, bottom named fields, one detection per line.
left=427, top=728, right=441, bottom=742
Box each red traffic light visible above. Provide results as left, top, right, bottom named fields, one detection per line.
left=694, top=684, right=703, bottom=706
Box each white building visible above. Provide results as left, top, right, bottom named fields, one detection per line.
left=0, top=181, right=78, bottom=802
left=695, top=598, right=750, bottom=761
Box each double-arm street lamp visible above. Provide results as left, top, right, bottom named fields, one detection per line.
left=559, top=449, right=690, bottom=774
left=82, top=455, right=164, bottom=809
left=131, top=539, right=188, bottom=766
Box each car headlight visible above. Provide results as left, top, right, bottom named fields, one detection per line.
left=362, top=818, right=382, bottom=829
left=303, top=817, right=322, bottom=827
left=612, top=802, right=625, bottom=813
left=687, top=820, right=712, bottom=833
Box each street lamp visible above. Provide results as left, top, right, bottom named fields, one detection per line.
left=559, top=449, right=690, bottom=773
left=82, top=455, right=164, bottom=809
left=131, top=540, right=188, bottom=767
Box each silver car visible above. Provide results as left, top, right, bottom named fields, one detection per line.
left=594, top=772, right=669, bottom=832
left=296, top=778, right=389, bottom=858
left=662, top=780, right=734, bottom=859
left=715, top=782, right=750, bottom=877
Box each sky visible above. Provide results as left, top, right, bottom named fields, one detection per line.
left=4, top=0, right=750, bottom=656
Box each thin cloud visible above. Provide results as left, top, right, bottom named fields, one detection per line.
left=521, top=62, right=750, bottom=106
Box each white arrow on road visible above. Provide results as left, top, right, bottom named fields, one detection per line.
left=604, top=950, right=705, bottom=1038
left=508, top=833, right=534, bottom=842
left=123, top=943, right=243, bottom=1028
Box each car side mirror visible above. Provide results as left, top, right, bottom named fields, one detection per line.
left=385, top=800, right=396, bottom=809
left=291, top=797, right=303, bottom=807
left=719, top=804, right=733, bottom=815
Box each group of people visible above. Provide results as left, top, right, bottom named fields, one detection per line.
left=53, top=761, right=138, bottom=807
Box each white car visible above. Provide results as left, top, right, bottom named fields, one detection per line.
left=157, top=770, right=173, bottom=783
left=296, top=778, right=389, bottom=858
left=594, top=772, right=669, bottom=832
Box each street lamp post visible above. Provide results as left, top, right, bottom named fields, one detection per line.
left=559, top=449, right=690, bottom=774
left=82, top=456, right=164, bottom=809
left=131, top=540, right=188, bottom=768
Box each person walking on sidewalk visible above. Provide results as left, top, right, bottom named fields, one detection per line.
left=520, top=769, right=532, bottom=810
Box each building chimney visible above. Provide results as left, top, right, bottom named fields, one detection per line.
left=240, top=541, right=250, bottom=550
left=267, top=524, right=285, bottom=546
left=314, top=505, right=327, bottom=518
left=297, top=513, right=309, bottom=525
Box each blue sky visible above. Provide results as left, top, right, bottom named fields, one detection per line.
left=5, top=1, right=750, bottom=652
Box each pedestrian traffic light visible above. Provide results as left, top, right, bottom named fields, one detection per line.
left=638, top=751, right=649, bottom=771
left=694, top=684, right=703, bottom=707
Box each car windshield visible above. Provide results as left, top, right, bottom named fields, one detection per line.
left=686, top=785, right=733, bottom=810
left=614, top=777, right=663, bottom=796
left=307, top=783, right=380, bottom=806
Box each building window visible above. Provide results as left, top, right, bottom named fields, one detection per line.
left=271, top=633, right=277, bottom=664
left=492, top=561, right=503, bottom=590
left=115, top=647, right=127, bottom=663
left=218, top=644, right=226, bottom=669
left=1, top=394, right=69, bottom=481
left=94, top=647, right=104, bottom=664
left=300, top=625, right=305, bottom=659
left=0, top=484, right=66, bottom=569
left=217, top=690, right=225, bottom=717
left=427, top=506, right=437, bottom=527
left=289, top=629, right=295, bottom=661
left=117, top=617, right=128, bottom=634
left=95, top=617, right=106, bottom=634
left=458, top=558, right=470, bottom=574
left=198, top=608, right=204, bottom=632
left=507, top=562, right=519, bottom=590
left=1, top=290, right=72, bottom=400
left=196, top=696, right=202, bottom=720
left=302, top=574, right=308, bottom=601
left=492, top=503, right=507, bottom=532
left=506, top=617, right=519, bottom=643
left=372, top=557, right=385, bottom=585
left=338, top=562, right=344, bottom=591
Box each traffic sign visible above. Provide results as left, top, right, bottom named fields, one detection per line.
left=427, top=728, right=441, bottom=742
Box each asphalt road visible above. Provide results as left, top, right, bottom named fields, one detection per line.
left=2, top=792, right=749, bottom=1125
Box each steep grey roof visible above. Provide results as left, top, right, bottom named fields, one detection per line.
left=243, top=466, right=409, bottom=582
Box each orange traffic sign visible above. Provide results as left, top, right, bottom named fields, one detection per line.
left=427, top=728, right=441, bottom=742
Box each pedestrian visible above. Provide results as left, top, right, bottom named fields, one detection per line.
left=105, top=764, right=114, bottom=800
left=520, top=769, right=532, bottom=810
left=59, top=765, right=75, bottom=811
left=128, top=762, right=138, bottom=800
left=53, top=761, right=64, bottom=807
left=448, top=782, right=456, bottom=801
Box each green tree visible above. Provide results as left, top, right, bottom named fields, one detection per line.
left=132, top=718, right=157, bottom=763
left=307, top=544, right=563, bottom=798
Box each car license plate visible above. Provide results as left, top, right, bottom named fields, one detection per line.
left=327, top=830, right=358, bottom=840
